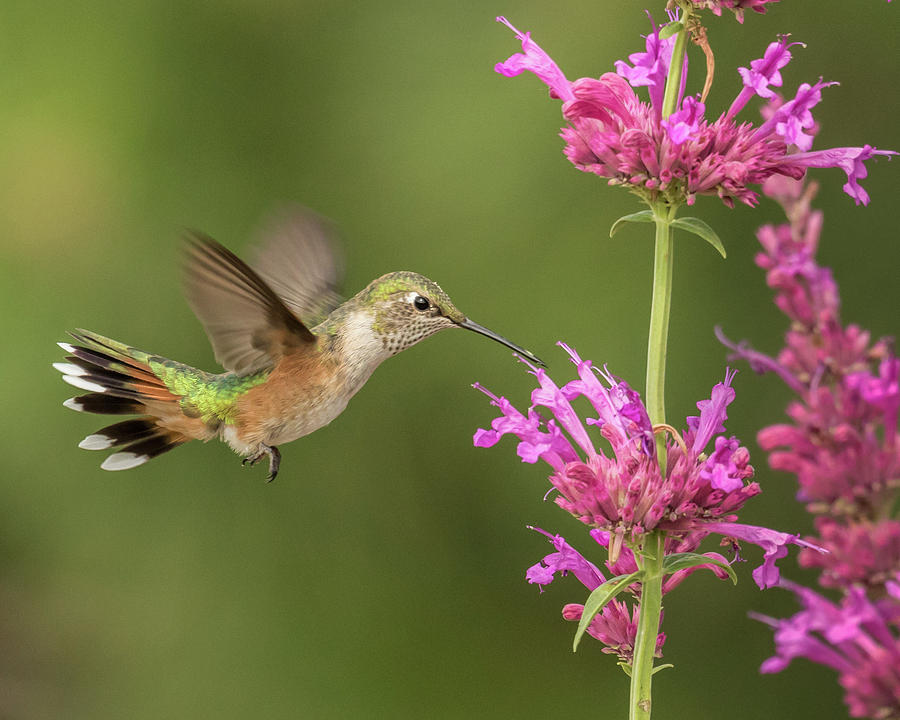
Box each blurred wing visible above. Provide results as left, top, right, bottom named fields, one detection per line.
left=249, top=206, right=344, bottom=328
left=183, top=233, right=316, bottom=375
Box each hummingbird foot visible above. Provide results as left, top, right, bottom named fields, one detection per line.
left=241, top=444, right=282, bottom=483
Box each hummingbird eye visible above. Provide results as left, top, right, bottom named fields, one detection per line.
left=413, top=295, right=430, bottom=312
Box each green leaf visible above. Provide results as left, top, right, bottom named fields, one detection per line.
left=652, top=663, right=675, bottom=675
left=670, top=217, right=727, bottom=258
left=662, top=552, right=737, bottom=585
left=573, top=570, right=643, bottom=651
left=617, top=661, right=633, bottom=677
left=610, top=210, right=655, bottom=238
left=659, top=22, right=684, bottom=40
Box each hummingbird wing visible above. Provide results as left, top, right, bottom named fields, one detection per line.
left=183, top=233, right=316, bottom=375
left=249, top=206, right=344, bottom=328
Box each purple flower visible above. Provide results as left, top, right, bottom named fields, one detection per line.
left=661, top=95, right=705, bottom=145
left=734, top=38, right=798, bottom=103
left=754, top=584, right=900, bottom=718
left=525, top=527, right=606, bottom=592
left=495, top=17, right=894, bottom=207
left=789, top=145, right=894, bottom=206
left=705, top=522, right=822, bottom=588
left=474, top=343, right=809, bottom=588
left=612, top=10, right=681, bottom=114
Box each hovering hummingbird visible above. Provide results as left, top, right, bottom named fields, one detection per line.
left=54, top=209, right=544, bottom=481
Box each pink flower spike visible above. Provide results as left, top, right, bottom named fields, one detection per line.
left=755, top=584, right=900, bottom=719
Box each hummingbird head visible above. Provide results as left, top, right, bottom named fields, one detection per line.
left=357, top=271, right=545, bottom=365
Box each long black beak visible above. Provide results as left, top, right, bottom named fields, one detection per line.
left=460, top=318, right=546, bottom=367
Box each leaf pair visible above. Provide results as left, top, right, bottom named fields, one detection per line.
left=611, top=210, right=727, bottom=259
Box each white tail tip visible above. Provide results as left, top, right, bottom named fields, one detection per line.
left=63, top=398, right=84, bottom=412
left=58, top=342, right=76, bottom=353
left=53, top=362, right=85, bottom=376
left=101, top=452, right=149, bottom=471
left=79, top=434, right=114, bottom=450
left=62, top=375, right=106, bottom=393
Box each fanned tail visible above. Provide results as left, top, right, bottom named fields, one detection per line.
left=54, top=330, right=201, bottom=471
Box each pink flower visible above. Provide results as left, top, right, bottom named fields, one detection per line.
left=474, top=343, right=811, bottom=588
left=494, top=17, right=894, bottom=207
left=562, top=599, right=666, bottom=662
left=754, top=584, right=900, bottom=718
left=722, top=171, right=900, bottom=718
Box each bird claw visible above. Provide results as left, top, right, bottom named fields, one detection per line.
left=242, top=445, right=281, bottom=482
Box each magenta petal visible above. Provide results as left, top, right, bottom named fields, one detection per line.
left=527, top=527, right=606, bottom=592
left=787, top=145, right=896, bottom=206
left=688, top=369, right=738, bottom=452
left=494, top=17, right=575, bottom=102
left=473, top=428, right=500, bottom=448
left=614, top=11, right=678, bottom=112
left=738, top=38, right=795, bottom=99
left=706, top=522, right=825, bottom=589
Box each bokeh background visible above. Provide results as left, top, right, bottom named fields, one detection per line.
left=1, top=1, right=898, bottom=718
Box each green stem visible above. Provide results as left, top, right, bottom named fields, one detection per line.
left=630, top=15, right=690, bottom=719
left=646, top=203, right=675, bottom=465
left=629, top=532, right=665, bottom=720
left=662, top=6, right=691, bottom=119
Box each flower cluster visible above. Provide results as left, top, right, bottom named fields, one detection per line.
left=720, top=173, right=900, bottom=717
left=494, top=15, right=894, bottom=207
left=752, top=583, right=900, bottom=718
left=474, top=344, right=816, bottom=655
left=474, top=346, right=762, bottom=547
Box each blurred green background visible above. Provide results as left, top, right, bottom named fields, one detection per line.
left=1, top=1, right=897, bottom=718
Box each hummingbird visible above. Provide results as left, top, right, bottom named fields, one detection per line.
left=54, top=208, right=544, bottom=481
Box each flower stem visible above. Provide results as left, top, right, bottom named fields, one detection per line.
left=629, top=531, right=665, bottom=720
left=646, top=203, right=675, bottom=466
left=633, top=16, right=688, bottom=719
left=661, top=10, right=690, bottom=118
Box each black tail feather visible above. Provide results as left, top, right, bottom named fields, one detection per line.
left=83, top=419, right=159, bottom=449
left=65, top=394, right=143, bottom=415
left=121, top=433, right=188, bottom=460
